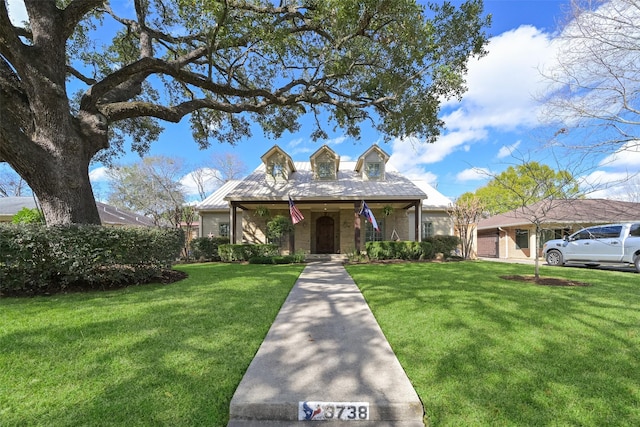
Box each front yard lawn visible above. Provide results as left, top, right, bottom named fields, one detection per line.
left=345, top=261, right=640, bottom=426
left=0, top=263, right=304, bottom=426
left=2, top=261, right=638, bottom=426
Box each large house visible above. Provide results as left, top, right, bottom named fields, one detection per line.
left=197, top=144, right=454, bottom=255
left=477, top=198, right=640, bottom=260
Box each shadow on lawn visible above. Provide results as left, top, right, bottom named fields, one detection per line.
left=346, top=261, right=640, bottom=426
left=0, top=263, right=303, bottom=426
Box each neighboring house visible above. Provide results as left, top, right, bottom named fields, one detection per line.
left=197, top=144, right=454, bottom=255
left=0, top=197, right=156, bottom=226
left=477, top=199, right=640, bottom=260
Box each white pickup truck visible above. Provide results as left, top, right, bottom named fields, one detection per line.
left=543, top=223, right=640, bottom=272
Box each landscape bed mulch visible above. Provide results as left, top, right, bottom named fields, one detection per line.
left=500, top=275, right=590, bottom=287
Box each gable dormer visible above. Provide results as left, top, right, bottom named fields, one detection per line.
left=355, top=145, right=390, bottom=181
left=310, top=145, right=340, bottom=180
left=261, top=145, right=296, bottom=181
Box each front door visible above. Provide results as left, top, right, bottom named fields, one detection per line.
left=316, top=216, right=335, bottom=253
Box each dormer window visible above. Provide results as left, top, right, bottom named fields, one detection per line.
left=310, top=145, right=339, bottom=181
left=269, top=161, right=285, bottom=179
left=365, top=162, right=382, bottom=180
left=261, top=145, right=296, bottom=181
left=317, top=161, right=335, bottom=180
left=355, top=145, right=389, bottom=182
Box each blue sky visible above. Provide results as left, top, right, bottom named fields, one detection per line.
left=6, top=1, right=639, bottom=203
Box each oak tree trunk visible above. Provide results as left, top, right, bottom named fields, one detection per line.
left=0, top=2, right=107, bottom=225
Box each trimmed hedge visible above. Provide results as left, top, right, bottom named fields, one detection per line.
left=190, top=236, right=230, bottom=261
left=366, top=241, right=434, bottom=261
left=424, top=235, right=461, bottom=256
left=365, top=236, right=461, bottom=261
left=218, top=244, right=279, bottom=262
left=0, top=224, right=184, bottom=295
left=248, top=252, right=306, bottom=265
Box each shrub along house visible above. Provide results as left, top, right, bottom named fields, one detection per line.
left=197, top=144, right=454, bottom=255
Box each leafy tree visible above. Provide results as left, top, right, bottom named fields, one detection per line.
left=267, top=214, right=295, bottom=253
left=542, top=0, right=640, bottom=157
left=0, top=0, right=490, bottom=225
left=474, top=162, right=581, bottom=216
left=474, top=160, right=583, bottom=280
left=107, top=156, right=186, bottom=227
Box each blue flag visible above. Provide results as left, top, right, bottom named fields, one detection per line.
left=359, top=200, right=379, bottom=231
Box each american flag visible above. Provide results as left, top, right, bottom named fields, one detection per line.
left=359, top=200, right=379, bottom=231
left=289, top=196, right=304, bottom=224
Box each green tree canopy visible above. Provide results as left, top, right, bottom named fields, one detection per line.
left=474, top=162, right=581, bottom=215
left=0, top=0, right=490, bottom=225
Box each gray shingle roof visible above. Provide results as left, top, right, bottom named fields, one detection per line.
left=223, top=162, right=427, bottom=202
left=95, top=202, right=156, bottom=226
left=478, top=199, right=640, bottom=230
left=0, top=197, right=36, bottom=215
left=0, top=197, right=155, bottom=226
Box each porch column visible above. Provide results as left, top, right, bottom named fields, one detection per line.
left=354, top=201, right=361, bottom=252
left=415, top=199, right=422, bottom=242
left=229, top=202, right=237, bottom=244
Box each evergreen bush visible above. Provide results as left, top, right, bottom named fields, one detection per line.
left=424, top=235, right=460, bottom=256
left=190, top=236, right=229, bottom=261
left=0, top=224, right=184, bottom=295
left=365, top=241, right=434, bottom=261
left=218, top=244, right=279, bottom=262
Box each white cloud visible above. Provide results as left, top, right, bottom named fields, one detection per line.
left=456, top=168, right=491, bottom=182
left=580, top=170, right=640, bottom=201
left=326, top=135, right=347, bottom=146
left=389, top=130, right=487, bottom=171
left=389, top=25, right=559, bottom=187
left=287, top=138, right=304, bottom=149
left=89, top=166, right=111, bottom=182
left=497, top=141, right=521, bottom=159
left=443, top=25, right=557, bottom=132
left=180, top=168, right=220, bottom=198
left=598, top=141, right=640, bottom=169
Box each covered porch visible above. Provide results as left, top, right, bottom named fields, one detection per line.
left=228, top=198, right=423, bottom=255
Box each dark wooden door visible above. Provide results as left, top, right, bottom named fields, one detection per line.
left=316, top=216, right=335, bottom=253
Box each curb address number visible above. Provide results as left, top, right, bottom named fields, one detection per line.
left=299, top=401, right=369, bottom=421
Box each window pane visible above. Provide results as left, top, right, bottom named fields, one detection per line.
left=365, top=162, right=381, bottom=179
left=422, top=221, right=434, bottom=239
left=365, top=219, right=384, bottom=242
left=599, top=225, right=622, bottom=238
left=515, top=229, right=529, bottom=249
left=317, top=162, right=334, bottom=179
left=219, top=223, right=230, bottom=237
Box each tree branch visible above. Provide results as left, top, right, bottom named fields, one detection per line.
left=62, top=0, right=105, bottom=39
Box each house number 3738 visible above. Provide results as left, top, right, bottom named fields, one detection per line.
left=298, top=401, right=370, bottom=421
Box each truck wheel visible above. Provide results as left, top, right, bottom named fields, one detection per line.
left=546, top=250, right=563, bottom=266
left=635, top=256, right=640, bottom=273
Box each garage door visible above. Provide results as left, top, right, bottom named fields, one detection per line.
left=477, top=233, right=498, bottom=258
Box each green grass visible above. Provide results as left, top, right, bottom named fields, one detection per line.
left=0, top=263, right=304, bottom=426
left=345, top=261, right=640, bottom=426
left=3, top=261, right=639, bottom=426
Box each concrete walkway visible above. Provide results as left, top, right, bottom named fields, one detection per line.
left=228, top=261, right=424, bottom=426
